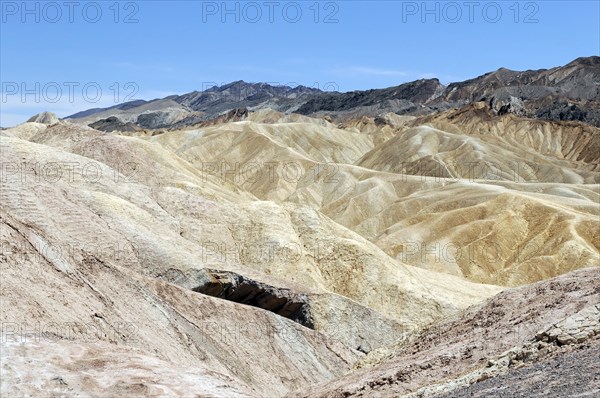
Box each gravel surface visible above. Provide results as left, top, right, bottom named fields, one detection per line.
left=436, top=342, right=600, bottom=398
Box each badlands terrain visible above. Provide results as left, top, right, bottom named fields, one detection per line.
left=1, top=57, right=599, bottom=397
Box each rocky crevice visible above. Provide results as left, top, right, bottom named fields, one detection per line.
left=192, top=269, right=314, bottom=329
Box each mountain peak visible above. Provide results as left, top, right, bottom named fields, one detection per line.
left=64, top=56, right=600, bottom=129
left=26, top=111, right=59, bottom=125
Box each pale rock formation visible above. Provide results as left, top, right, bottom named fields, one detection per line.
left=1, top=102, right=598, bottom=397
left=26, top=111, right=59, bottom=125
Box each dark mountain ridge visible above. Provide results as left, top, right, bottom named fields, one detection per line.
left=67, top=56, right=600, bottom=129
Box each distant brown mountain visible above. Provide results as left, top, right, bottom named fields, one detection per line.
left=434, top=56, right=600, bottom=125
left=66, top=56, right=600, bottom=129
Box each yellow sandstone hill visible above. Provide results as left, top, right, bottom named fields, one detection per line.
left=1, top=105, right=598, bottom=396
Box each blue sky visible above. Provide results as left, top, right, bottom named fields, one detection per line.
left=1, top=0, right=599, bottom=126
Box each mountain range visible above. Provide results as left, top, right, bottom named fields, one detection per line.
left=67, top=56, right=600, bottom=130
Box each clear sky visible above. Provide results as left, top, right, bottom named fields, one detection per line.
left=1, top=0, right=599, bottom=126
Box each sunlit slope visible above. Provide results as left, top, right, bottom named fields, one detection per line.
left=123, top=111, right=599, bottom=287
left=289, top=164, right=599, bottom=286
left=1, top=124, right=501, bottom=346
left=413, top=102, right=600, bottom=169
left=356, top=124, right=599, bottom=183
left=148, top=120, right=375, bottom=201
left=2, top=106, right=598, bottom=396
left=289, top=267, right=600, bottom=398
